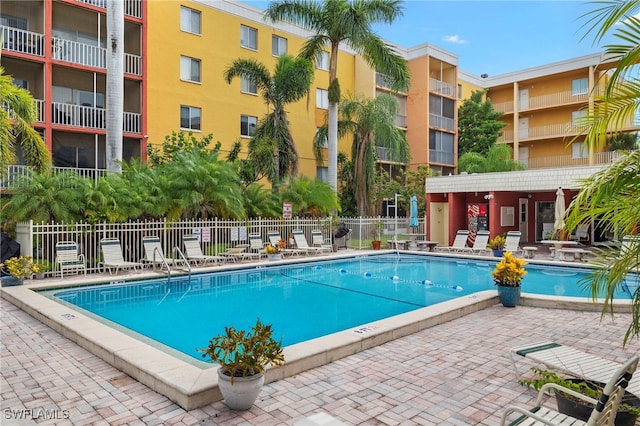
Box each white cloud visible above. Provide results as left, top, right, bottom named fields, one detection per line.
left=443, top=34, right=468, bottom=44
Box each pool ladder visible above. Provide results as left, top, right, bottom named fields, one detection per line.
left=157, top=247, right=193, bottom=305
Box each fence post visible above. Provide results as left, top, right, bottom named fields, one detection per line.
left=15, top=220, right=34, bottom=258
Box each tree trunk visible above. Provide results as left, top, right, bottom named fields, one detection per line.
left=106, top=0, right=124, bottom=172
left=327, top=102, right=338, bottom=192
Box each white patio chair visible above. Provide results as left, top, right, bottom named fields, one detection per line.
left=99, top=238, right=143, bottom=275
left=55, top=241, right=86, bottom=278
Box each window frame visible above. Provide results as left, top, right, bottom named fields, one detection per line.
left=316, top=51, right=329, bottom=71
left=571, top=78, right=588, bottom=96
left=272, top=35, right=287, bottom=56
left=571, top=141, right=588, bottom=159
left=240, top=114, right=258, bottom=137
left=240, top=76, right=258, bottom=95
left=316, top=88, right=329, bottom=109
left=180, top=55, right=201, bottom=83
left=180, top=6, right=201, bottom=35
left=241, top=25, right=258, bottom=50
left=180, top=105, right=201, bottom=131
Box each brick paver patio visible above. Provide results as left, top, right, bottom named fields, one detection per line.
left=2, top=297, right=639, bottom=425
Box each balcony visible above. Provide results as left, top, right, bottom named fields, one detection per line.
left=526, top=150, right=635, bottom=170
left=375, top=146, right=405, bottom=163
left=75, top=0, right=142, bottom=19
left=52, top=37, right=142, bottom=76
left=491, top=90, right=594, bottom=115
left=429, top=78, right=455, bottom=97
left=498, top=117, right=638, bottom=143
left=429, top=113, right=455, bottom=132
left=1, top=26, right=45, bottom=57
left=375, top=72, right=408, bottom=92
left=2, top=165, right=108, bottom=189
left=52, top=101, right=140, bottom=133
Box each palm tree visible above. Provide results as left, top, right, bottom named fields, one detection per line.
left=224, top=54, right=314, bottom=186
left=0, top=67, right=49, bottom=174
left=264, top=0, right=410, bottom=193
left=316, top=94, right=409, bottom=216
left=277, top=175, right=340, bottom=217
left=565, top=0, right=640, bottom=344
left=106, top=0, right=124, bottom=172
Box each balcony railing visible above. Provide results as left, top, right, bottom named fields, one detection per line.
left=492, top=101, right=513, bottom=114
left=36, top=100, right=45, bottom=122
left=429, top=78, right=455, bottom=97
left=429, top=149, right=455, bottom=165
left=1, top=26, right=45, bottom=57
left=52, top=101, right=141, bottom=133
left=526, top=149, right=636, bottom=169
left=429, top=113, right=455, bottom=131
left=75, top=0, right=142, bottom=18
left=375, top=146, right=406, bottom=163
left=3, top=165, right=108, bottom=189
left=52, top=37, right=142, bottom=76
left=395, top=114, right=407, bottom=128
left=525, top=90, right=589, bottom=110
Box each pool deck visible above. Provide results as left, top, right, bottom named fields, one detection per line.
left=2, top=250, right=639, bottom=425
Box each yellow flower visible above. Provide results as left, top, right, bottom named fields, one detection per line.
left=265, top=245, right=280, bottom=254
left=0, top=256, right=36, bottom=279
left=493, top=251, right=527, bottom=287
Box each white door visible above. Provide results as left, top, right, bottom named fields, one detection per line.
left=519, top=89, right=529, bottom=110
left=518, top=117, right=529, bottom=139
left=518, top=146, right=529, bottom=168
left=519, top=198, right=529, bottom=242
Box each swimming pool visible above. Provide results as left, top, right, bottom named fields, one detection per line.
left=40, top=253, right=635, bottom=362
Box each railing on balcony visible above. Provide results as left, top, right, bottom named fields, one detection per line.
left=375, top=146, right=406, bottom=163
left=375, top=72, right=408, bottom=92
left=429, top=113, right=455, bottom=131
left=526, top=149, right=635, bottom=169
left=429, top=150, right=454, bottom=165
left=395, top=114, right=407, bottom=128
left=492, top=100, right=513, bottom=114
left=35, top=100, right=45, bottom=123
left=497, top=130, right=514, bottom=143
left=52, top=101, right=140, bottom=133
left=429, top=78, right=455, bottom=97
left=2, top=165, right=108, bottom=189
left=75, top=0, right=142, bottom=18
left=1, top=26, right=45, bottom=57
left=52, top=37, right=142, bottom=75
left=525, top=90, right=589, bottom=110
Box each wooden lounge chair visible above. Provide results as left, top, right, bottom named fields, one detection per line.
left=509, top=341, right=640, bottom=399
left=182, top=234, right=226, bottom=265
left=55, top=241, right=86, bottom=278
left=500, top=354, right=638, bottom=425
left=435, top=230, right=469, bottom=253
left=99, top=238, right=144, bottom=275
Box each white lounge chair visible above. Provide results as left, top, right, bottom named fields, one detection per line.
left=311, top=230, right=333, bottom=254
left=509, top=341, right=640, bottom=399
left=435, top=230, right=469, bottom=253
left=55, top=241, right=86, bottom=278
left=504, top=230, right=523, bottom=256
left=142, top=236, right=177, bottom=270
left=248, top=233, right=268, bottom=258
left=182, top=234, right=226, bottom=265
left=501, top=354, right=638, bottom=425
left=267, top=231, right=304, bottom=257
left=292, top=230, right=326, bottom=255
left=458, top=230, right=490, bottom=255
left=99, top=238, right=144, bottom=275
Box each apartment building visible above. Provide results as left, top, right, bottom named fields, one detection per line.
left=1, top=0, right=144, bottom=179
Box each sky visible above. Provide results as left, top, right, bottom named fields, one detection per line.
left=242, top=0, right=620, bottom=77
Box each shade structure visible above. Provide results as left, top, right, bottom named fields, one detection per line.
left=410, top=195, right=419, bottom=228
left=554, top=187, right=566, bottom=235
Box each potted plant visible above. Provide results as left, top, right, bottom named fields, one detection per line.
left=492, top=251, right=527, bottom=307
left=487, top=234, right=506, bottom=257
left=33, top=259, right=51, bottom=279
left=520, top=368, right=640, bottom=425
left=372, top=221, right=384, bottom=250
left=197, top=319, right=285, bottom=410
left=264, top=244, right=282, bottom=261
left=0, top=256, right=36, bottom=286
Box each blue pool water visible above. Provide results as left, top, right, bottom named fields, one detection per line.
left=42, top=254, right=636, bottom=361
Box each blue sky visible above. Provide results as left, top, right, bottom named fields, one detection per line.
left=242, top=0, right=619, bottom=77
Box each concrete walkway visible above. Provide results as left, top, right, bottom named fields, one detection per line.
left=1, top=298, right=638, bottom=425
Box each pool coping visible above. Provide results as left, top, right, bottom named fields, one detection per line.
left=1, top=251, right=633, bottom=410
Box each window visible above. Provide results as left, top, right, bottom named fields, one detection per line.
left=180, top=7, right=201, bottom=35
left=572, top=110, right=587, bottom=125
left=316, top=128, right=328, bottom=148
left=316, top=51, right=329, bottom=71
left=316, top=88, right=329, bottom=109
left=241, top=25, right=257, bottom=50
left=316, top=167, right=328, bottom=182
left=241, top=76, right=257, bottom=94
left=457, top=84, right=462, bottom=99
left=180, top=105, right=201, bottom=130
left=572, top=78, right=588, bottom=96
left=429, top=130, right=454, bottom=164
left=571, top=142, right=587, bottom=159
left=240, top=115, right=257, bottom=137
left=272, top=35, right=287, bottom=56
left=13, top=78, right=28, bottom=89
left=180, top=56, right=201, bottom=83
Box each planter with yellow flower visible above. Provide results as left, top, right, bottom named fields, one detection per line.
left=492, top=251, right=527, bottom=307
left=487, top=235, right=506, bottom=257
left=0, top=256, right=36, bottom=286
left=264, top=244, right=282, bottom=261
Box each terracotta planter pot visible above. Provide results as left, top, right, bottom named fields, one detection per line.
left=372, top=240, right=381, bottom=250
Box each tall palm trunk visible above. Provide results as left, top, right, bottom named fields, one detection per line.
left=106, top=0, right=124, bottom=172
left=327, top=102, right=338, bottom=192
